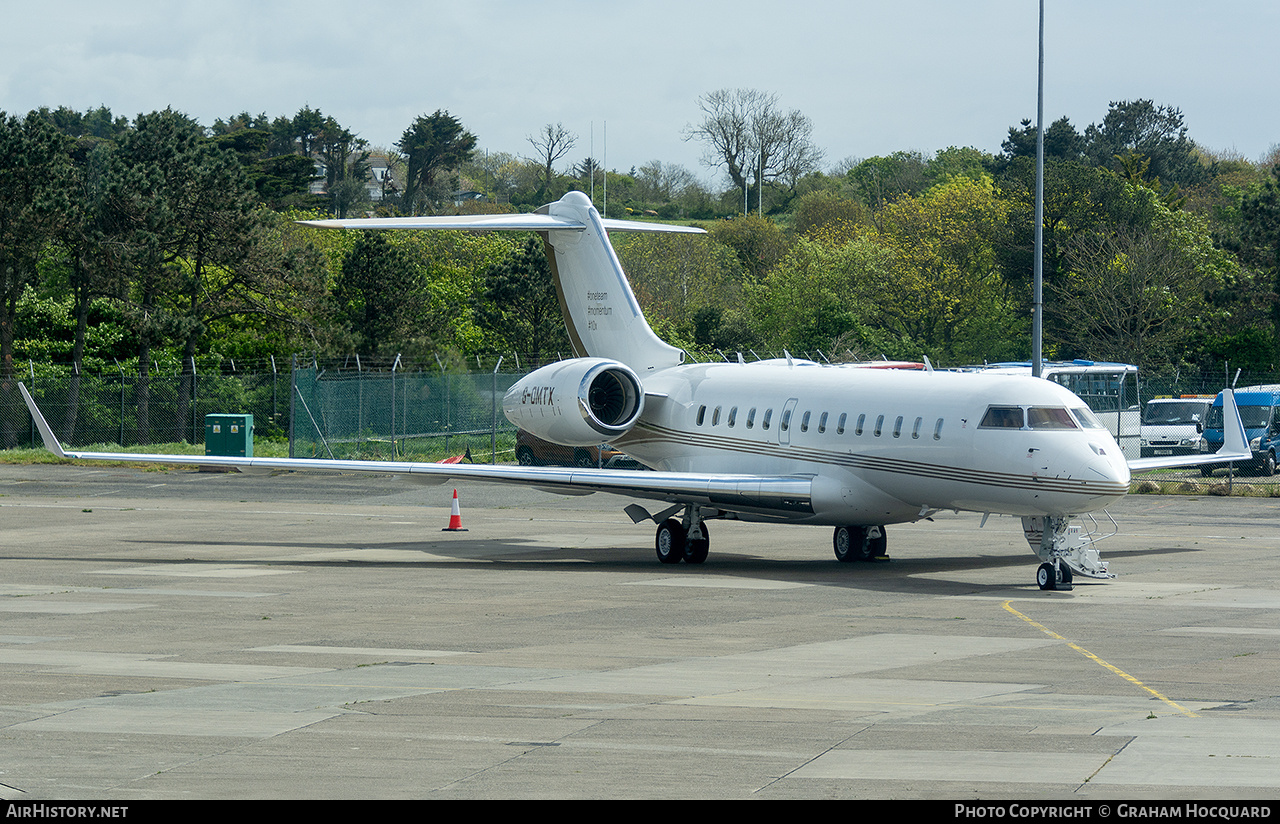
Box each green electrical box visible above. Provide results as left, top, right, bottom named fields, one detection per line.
left=205, top=414, right=254, bottom=457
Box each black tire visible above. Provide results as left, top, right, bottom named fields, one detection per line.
left=833, top=525, right=864, bottom=562
left=574, top=449, right=595, bottom=468
left=1036, top=562, right=1057, bottom=591
left=683, top=522, right=709, bottom=564
left=1199, top=465, right=1215, bottom=478
left=655, top=519, right=685, bottom=564
left=516, top=446, right=537, bottom=466
left=1263, top=452, right=1276, bottom=478
left=865, top=525, right=887, bottom=560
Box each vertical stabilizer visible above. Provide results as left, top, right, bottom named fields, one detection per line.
left=537, top=192, right=685, bottom=373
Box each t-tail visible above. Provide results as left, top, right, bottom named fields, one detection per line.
left=299, top=191, right=702, bottom=374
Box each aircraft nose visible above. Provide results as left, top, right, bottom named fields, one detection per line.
left=1085, top=440, right=1130, bottom=490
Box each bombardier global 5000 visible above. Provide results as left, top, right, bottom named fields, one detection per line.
left=20, top=192, right=1250, bottom=590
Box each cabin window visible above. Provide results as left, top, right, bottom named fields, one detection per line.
left=818, top=412, right=828, bottom=434
left=746, top=408, right=756, bottom=429
left=697, top=405, right=706, bottom=426
left=712, top=406, right=722, bottom=426
left=893, top=416, right=903, bottom=438
left=727, top=407, right=737, bottom=427
left=912, top=416, right=923, bottom=439
left=762, top=409, right=773, bottom=430
left=800, top=411, right=811, bottom=432
left=979, top=406, right=1024, bottom=429
left=874, top=415, right=884, bottom=437
left=856, top=414, right=866, bottom=436
left=1027, top=407, right=1078, bottom=430
left=779, top=408, right=791, bottom=432
left=836, top=413, right=846, bottom=435
left=933, top=418, right=944, bottom=440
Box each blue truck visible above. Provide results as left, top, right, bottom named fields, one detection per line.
left=1199, top=385, right=1280, bottom=477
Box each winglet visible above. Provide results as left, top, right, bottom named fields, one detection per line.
left=1220, top=388, right=1250, bottom=459
left=17, top=383, right=69, bottom=459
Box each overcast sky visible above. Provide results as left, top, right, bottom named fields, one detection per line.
left=3, top=1, right=1276, bottom=187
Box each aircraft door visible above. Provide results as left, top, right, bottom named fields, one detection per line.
left=779, top=398, right=799, bottom=446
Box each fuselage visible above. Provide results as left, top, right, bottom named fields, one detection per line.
left=614, top=361, right=1131, bottom=526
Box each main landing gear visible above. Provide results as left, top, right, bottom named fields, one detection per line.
left=654, top=507, right=711, bottom=564
left=648, top=507, right=890, bottom=567
left=832, top=525, right=888, bottom=563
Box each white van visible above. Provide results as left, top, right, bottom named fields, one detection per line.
left=1140, top=397, right=1213, bottom=458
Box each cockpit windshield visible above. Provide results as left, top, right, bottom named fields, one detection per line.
left=1027, top=407, right=1078, bottom=430
left=979, top=406, right=1023, bottom=428
left=1070, top=407, right=1108, bottom=430
left=981, top=405, right=1095, bottom=431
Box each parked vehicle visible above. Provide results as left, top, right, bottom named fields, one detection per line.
left=514, top=429, right=643, bottom=469
left=1199, top=385, right=1280, bottom=476
left=1140, top=397, right=1212, bottom=458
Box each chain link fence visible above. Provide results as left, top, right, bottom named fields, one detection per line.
left=1, top=358, right=531, bottom=464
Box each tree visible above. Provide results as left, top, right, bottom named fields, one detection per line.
left=0, top=111, right=71, bottom=446
left=527, top=123, right=576, bottom=199
left=1049, top=190, right=1234, bottom=369
left=847, top=151, right=928, bottom=214
left=684, top=88, right=822, bottom=205
left=870, top=175, right=1024, bottom=363
left=999, top=117, right=1085, bottom=166
left=473, top=236, right=568, bottom=365
left=333, top=231, right=427, bottom=355
left=706, top=214, right=789, bottom=281
left=397, top=110, right=477, bottom=214
left=1083, top=100, right=1206, bottom=187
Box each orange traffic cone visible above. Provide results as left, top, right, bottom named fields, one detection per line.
left=442, top=488, right=468, bottom=532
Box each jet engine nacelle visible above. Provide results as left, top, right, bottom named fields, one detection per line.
left=503, top=358, right=645, bottom=447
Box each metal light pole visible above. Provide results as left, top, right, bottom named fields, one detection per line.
left=1032, top=0, right=1046, bottom=378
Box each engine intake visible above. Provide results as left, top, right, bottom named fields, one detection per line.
left=503, top=358, right=645, bottom=446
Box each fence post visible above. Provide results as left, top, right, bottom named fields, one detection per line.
left=289, top=354, right=296, bottom=458
left=491, top=356, right=504, bottom=464
left=391, top=353, right=401, bottom=458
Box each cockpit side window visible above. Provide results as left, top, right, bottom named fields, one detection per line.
left=979, top=406, right=1024, bottom=429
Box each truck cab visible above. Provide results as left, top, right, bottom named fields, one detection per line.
left=1140, top=397, right=1212, bottom=458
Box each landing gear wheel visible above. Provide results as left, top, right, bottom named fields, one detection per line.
left=683, top=522, right=709, bottom=564
left=516, top=446, right=536, bottom=466
left=833, top=525, right=865, bottom=562
left=1263, top=452, right=1276, bottom=478
left=1036, top=562, right=1056, bottom=591
left=655, top=519, right=685, bottom=564
left=574, top=449, right=595, bottom=468
left=865, top=525, right=887, bottom=560
left=1199, top=465, right=1215, bottom=478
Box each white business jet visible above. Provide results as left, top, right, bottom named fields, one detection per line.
left=18, top=191, right=1251, bottom=590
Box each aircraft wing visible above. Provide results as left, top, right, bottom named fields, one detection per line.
left=17, top=384, right=809, bottom=519
left=1127, top=388, right=1251, bottom=473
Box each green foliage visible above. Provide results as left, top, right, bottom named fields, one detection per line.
left=398, top=110, right=477, bottom=214
left=613, top=231, right=747, bottom=347
left=707, top=214, right=789, bottom=280
left=473, top=235, right=568, bottom=364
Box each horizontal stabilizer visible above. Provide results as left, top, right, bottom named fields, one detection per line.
left=298, top=213, right=704, bottom=234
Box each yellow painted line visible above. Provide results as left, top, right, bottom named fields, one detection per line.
left=1002, top=600, right=1199, bottom=718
